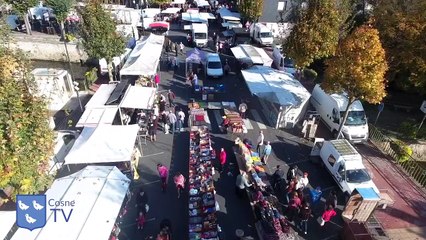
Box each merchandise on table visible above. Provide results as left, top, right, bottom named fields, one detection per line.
left=188, top=126, right=220, bottom=240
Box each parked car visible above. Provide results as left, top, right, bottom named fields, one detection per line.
left=205, top=53, right=223, bottom=78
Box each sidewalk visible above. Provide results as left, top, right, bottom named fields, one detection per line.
left=357, top=144, right=426, bottom=239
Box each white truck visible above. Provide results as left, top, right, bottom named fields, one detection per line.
left=191, top=23, right=208, bottom=48
left=310, top=84, right=369, bottom=143
left=249, top=23, right=273, bottom=46
left=311, top=138, right=380, bottom=197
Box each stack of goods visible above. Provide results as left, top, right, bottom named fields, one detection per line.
left=253, top=199, right=292, bottom=240
left=189, top=108, right=210, bottom=129
left=188, top=127, right=219, bottom=240
left=225, top=112, right=245, bottom=133
left=234, top=138, right=265, bottom=173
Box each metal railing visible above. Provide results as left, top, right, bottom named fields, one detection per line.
left=368, top=124, right=426, bottom=187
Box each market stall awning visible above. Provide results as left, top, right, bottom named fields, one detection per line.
left=217, top=7, right=240, bottom=21
left=120, top=86, right=156, bottom=110
left=11, top=166, right=130, bottom=240
left=231, top=44, right=272, bottom=67
left=76, top=107, right=119, bottom=127
left=241, top=66, right=310, bottom=107
left=186, top=48, right=206, bottom=64
left=161, top=7, right=181, bottom=14
left=182, top=12, right=210, bottom=23
left=64, top=124, right=140, bottom=165
left=120, top=34, right=165, bottom=76
left=85, top=84, right=117, bottom=109
left=148, top=21, right=170, bottom=30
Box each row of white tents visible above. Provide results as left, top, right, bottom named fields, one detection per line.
left=7, top=33, right=165, bottom=240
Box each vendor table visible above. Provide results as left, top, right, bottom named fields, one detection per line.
left=189, top=126, right=220, bottom=240
left=188, top=108, right=211, bottom=129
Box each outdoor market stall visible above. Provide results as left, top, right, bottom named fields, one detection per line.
left=119, top=85, right=157, bottom=125
left=187, top=104, right=211, bottom=129
left=76, top=107, right=120, bottom=127
left=84, top=84, right=118, bottom=109
left=233, top=138, right=294, bottom=240
left=11, top=166, right=131, bottom=240
left=189, top=126, right=220, bottom=240
left=64, top=124, right=141, bottom=178
left=241, top=66, right=311, bottom=129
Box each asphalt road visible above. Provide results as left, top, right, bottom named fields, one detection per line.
left=117, top=23, right=346, bottom=240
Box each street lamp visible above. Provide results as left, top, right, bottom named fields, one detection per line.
left=73, top=81, right=84, bottom=112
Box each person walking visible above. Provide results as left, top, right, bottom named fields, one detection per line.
left=235, top=172, right=252, bottom=198
left=154, top=73, right=160, bottom=88
left=177, top=108, right=185, bottom=132
left=173, top=172, right=186, bottom=198
left=287, top=191, right=302, bottom=222
left=135, top=188, right=149, bottom=214
left=262, top=141, right=272, bottom=165
left=298, top=202, right=312, bottom=235
left=167, top=89, right=176, bottom=107
left=256, top=130, right=264, bottom=153
left=167, top=111, right=177, bottom=134
left=157, top=164, right=169, bottom=192
left=296, top=172, right=309, bottom=191
left=238, top=101, right=248, bottom=119
left=219, top=148, right=227, bottom=173
left=286, top=177, right=297, bottom=204
left=286, top=165, right=298, bottom=183
left=325, top=190, right=338, bottom=209
left=272, top=165, right=285, bottom=192
left=320, top=205, right=337, bottom=226
left=136, top=211, right=145, bottom=230
left=179, top=42, right=184, bottom=54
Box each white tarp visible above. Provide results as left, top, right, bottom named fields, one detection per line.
left=231, top=44, right=273, bottom=67
left=120, top=34, right=165, bottom=76
left=0, top=211, right=15, bottom=240
left=161, top=7, right=181, bottom=14
left=171, top=0, right=185, bottom=4
left=76, top=107, right=118, bottom=127
left=11, top=166, right=130, bottom=240
left=241, top=66, right=310, bottom=107
left=85, top=84, right=117, bottom=109
left=65, top=124, right=140, bottom=165
left=195, top=0, right=210, bottom=7
left=182, top=12, right=208, bottom=23
left=120, top=86, right=156, bottom=110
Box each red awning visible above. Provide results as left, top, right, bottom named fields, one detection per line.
left=149, top=21, right=170, bottom=30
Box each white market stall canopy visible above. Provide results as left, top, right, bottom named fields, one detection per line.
left=195, top=0, right=210, bottom=7
left=217, top=7, right=240, bottom=21
left=120, top=34, right=165, bottom=76
left=241, top=66, right=310, bottom=107
left=0, top=211, right=15, bottom=240
left=65, top=124, right=140, bottom=165
left=76, top=107, right=119, bottom=127
left=161, top=7, right=181, bottom=14
left=85, top=84, right=117, bottom=109
left=171, top=0, right=185, bottom=4
left=120, top=86, right=156, bottom=110
left=231, top=44, right=273, bottom=67
left=182, top=12, right=208, bottom=23
left=11, top=166, right=130, bottom=240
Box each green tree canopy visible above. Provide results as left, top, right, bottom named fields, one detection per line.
left=323, top=25, right=388, bottom=137
left=78, top=0, right=125, bottom=82
left=284, top=0, right=347, bottom=68
left=4, top=0, right=37, bottom=15
left=374, top=0, right=426, bottom=95
left=0, top=32, right=54, bottom=199
left=238, top=0, right=264, bottom=22
left=45, top=0, right=74, bottom=22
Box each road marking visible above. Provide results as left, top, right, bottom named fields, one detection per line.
left=250, top=109, right=267, bottom=129
left=242, top=118, right=253, bottom=130
left=141, top=152, right=164, bottom=158
left=213, top=110, right=223, bottom=126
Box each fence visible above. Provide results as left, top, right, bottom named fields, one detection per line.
left=368, top=124, right=426, bottom=188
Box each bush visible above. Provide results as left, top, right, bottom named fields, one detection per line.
left=303, top=68, right=318, bottom=82
left=399, top=120, right=420, bottom=140
left=85, top=67, right=98, bottom=86
left=390, top=140, right=413, bottom=162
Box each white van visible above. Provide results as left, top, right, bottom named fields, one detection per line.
left=205, top=53, right=223, bottom=78
left=310, top=84, right=369, bottom=143
left=249, top=23, right=273, bottom=46
left=192, top=23, right=208, bottom=48
left=311, top=138, right=380, bottom=196
left=272, top=45, right=296, bottom=76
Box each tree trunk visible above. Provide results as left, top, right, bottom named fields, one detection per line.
left=60, top=21, right=76, bottom=84
left=108, top=61, right=114, bottom=83
left=336, top=97, right=355, bottom=140
left=24, top=12, right=32, bottom=35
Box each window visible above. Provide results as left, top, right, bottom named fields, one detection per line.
left=343, top=110, right=367, bottom=126
left=194, top=33, right=206, bottom=39
left=332, top=108, right=340, bottom=123
left=260, top=32, right=272, bottom=38
left=208, top=61, right=222, bottom=69
left=346, top=169, right=371, bottom=183
left=328, top=155, right=336, bottom=166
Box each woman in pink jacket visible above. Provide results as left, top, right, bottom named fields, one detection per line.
left=173, top=172, right=186, bottom=198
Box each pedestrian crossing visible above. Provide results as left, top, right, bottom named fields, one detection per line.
left=210, top=109, right=268, bottom=131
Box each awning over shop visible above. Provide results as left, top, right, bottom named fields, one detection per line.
left=64, top=124, right=140, bottom=165
left=11, top=166, right=130, bottom=240
left=85, top=84, right=117, bottom=109
left=120, top=86, right=156, bottom=110
left=76, top=107, right=119, bottom=127
left=120, top=34, right=165, bottom=76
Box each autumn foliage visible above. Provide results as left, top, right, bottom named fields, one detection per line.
left=238, top=0, right=264, bottom=22
left=323, top=25, right=388, bottom=105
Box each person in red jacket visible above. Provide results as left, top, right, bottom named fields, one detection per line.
left=320, top=205, right=337, bottom=226
left=219, top=148, right=227, bottom=173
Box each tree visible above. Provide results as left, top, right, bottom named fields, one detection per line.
left=5, top=0, right=38, bottom=34
left=148, top=0, right=170, bottom=6
left=323, top=25, right=388, bottom=138
left=374, top=0, right=426, bottom=95
left=45, top=0, right=75, bottom=80
left=0, top=21, right=54, bottom=199
left=238, top=0, right=264, bottom=22
left=78, top=0, right=126, bottom=82
left=284, top=0, right=348, bottom=68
